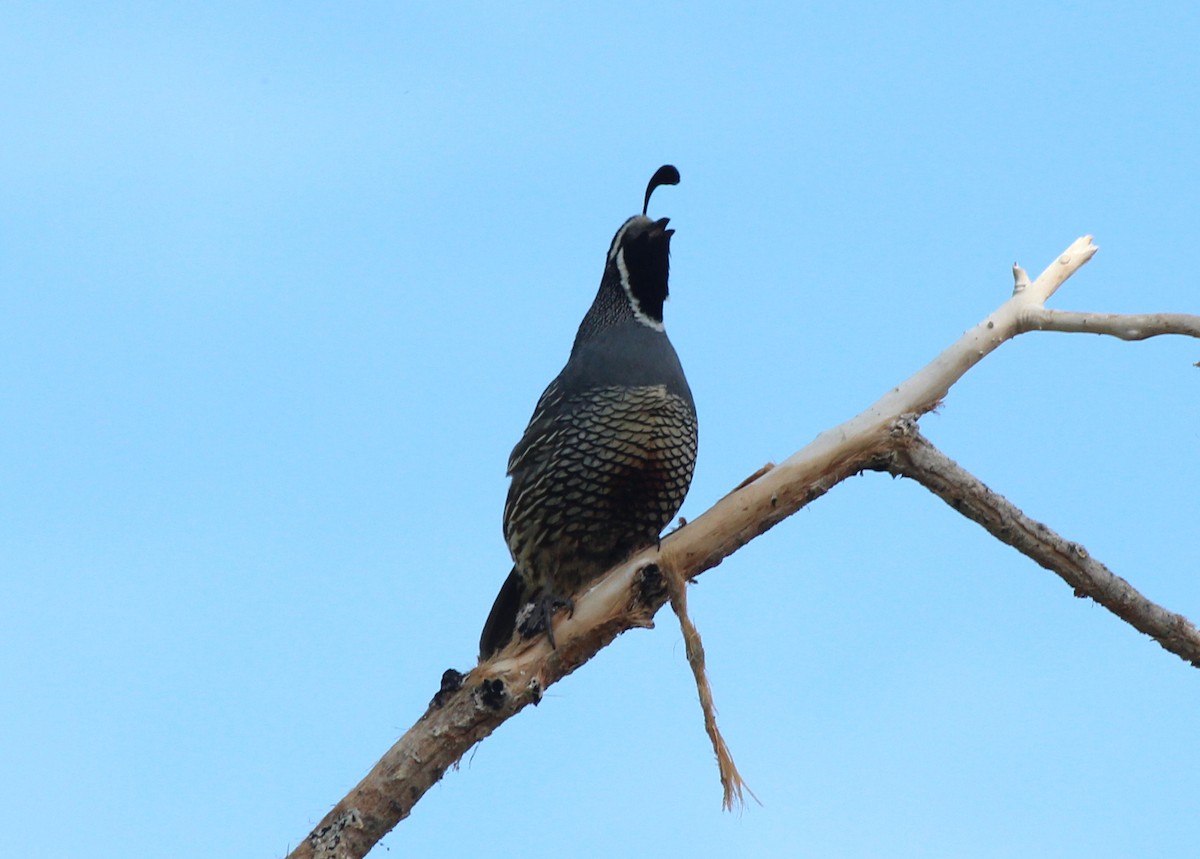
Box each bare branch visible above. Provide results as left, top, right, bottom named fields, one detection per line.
left=880, top=421, right=1200, bottom=666
left=1019, top=236, right=1100, bottom=305
left=848, top=236, right=1098, bottom=429
left=291, top=442, right=878, bottom=859
left=287, top=237, right=1199, bottom=858
left=1022, top=309, right=1200, bottom=341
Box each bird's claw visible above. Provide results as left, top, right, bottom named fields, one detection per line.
left=516, top=593, right=575, bottom=648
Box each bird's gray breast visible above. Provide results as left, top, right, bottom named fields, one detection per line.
left=562, top=321, right=693, bottom=407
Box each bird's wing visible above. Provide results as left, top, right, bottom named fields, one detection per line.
left=507, top=375, right=569, bottom=476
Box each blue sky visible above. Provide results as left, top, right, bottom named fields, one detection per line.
left=3, top=4, right=1198, bottom=857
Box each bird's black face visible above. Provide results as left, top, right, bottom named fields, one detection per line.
left=610, top=215, right=673, bottom=327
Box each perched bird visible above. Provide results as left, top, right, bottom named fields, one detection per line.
left=479, top=165, right=698, bottom=660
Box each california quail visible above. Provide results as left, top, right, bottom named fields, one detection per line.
left=479, top=165, right=698, bottom=660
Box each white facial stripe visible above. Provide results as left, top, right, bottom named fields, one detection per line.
left=606, top=215, right=653, bottom=264
left=616, top=248, right=665, bottom=332
left=607, top=223, right=628, bottom=262
left=607, top=220, right=633, bottom=263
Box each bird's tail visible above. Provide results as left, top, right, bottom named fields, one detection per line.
left=479, top=567, right=528, bottom=661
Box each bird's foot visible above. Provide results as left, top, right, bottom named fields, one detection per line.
left=516, top=593, right=575, bottom=649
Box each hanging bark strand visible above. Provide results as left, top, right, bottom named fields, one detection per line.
left=662, top=561, right=758, bottom=811
left=287, top=237, right=1200, bottom=859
